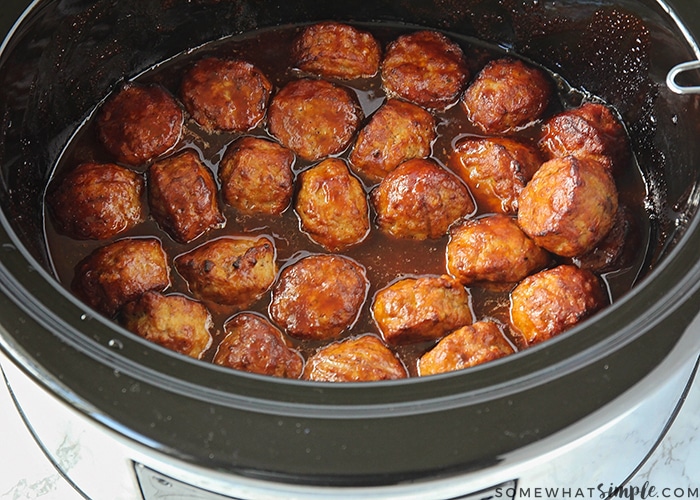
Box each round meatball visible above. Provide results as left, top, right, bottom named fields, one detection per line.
left=175, top=236, right=277, bottom=308
left=292, top=22, right=381, bottom=80
left=517, top=156, right=619, bottom=257
left=303, top=335, right=407, bottom=382
left=349, top=99, right=437, bottom=182
left=180, top=57, right=272, bottom=133
left=121, top=291, right=213, bottom=359
left=372, top=275, right=473, bottom=345
left=269, top=254, right=368, bottom=341
left=47, top=162, right=144, bottom=240
left=214, top=313, right=303, bottom=378
left=148, top=149, right=224, bottom=244
left=446, top=214, right=550, bottom=285
left=510, top=264, right=607, bottom=346
left=268, top=78, right=363, bottom=161
left=462, top=58, right=552, bottom=134
left=449, top=136, right=542, bottom=214
left=295, top=158, right=370, bottom=252
left=381, top=30, right=469, bottom=109
left=72, top=238, right=170, bottom=317
left=97, top=83, right=183, bottom=165
left=219, top=137, right=295, bottom=215
left=418, top=321, right=515, bottom=375
left=371, top=158, right=474, bottom=240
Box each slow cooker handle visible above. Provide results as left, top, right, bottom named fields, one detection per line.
left=667, top=61, right=700, bottom=94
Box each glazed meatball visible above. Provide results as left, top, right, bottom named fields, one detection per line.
left=292, top=22, right=381, bottom=80
left=381, top=30, right=469, bottom=109
left=449, top=136, right=542, bottom=214
left=148, top=149, right=224, bottom=244
left=517, top=156, right=619, bottom=257
left=97, top=83, right=183, bottom=165
left=180, top=57, right=272, bottom=133
left=72, top=238, right=170, bottom=317
left=121, top=291, right=213, bottom=359
left=418, top=321, right=514, bottom=375
left=214, top=313, right=303, bottom=378
left=446, top=214, right=550, bottom=285
left=47, top=162, right=144, bottom=240
left=296, top=158, right=370, bottom=252
left=371, top=158, right=474, bottom=240
left=219, top=137, right=295, bottom=215
left=510, top=264, right=607, bottom=346
left=303, top=335, right=407, bottom=382
left=270, top=254, right=368, bottom=341
left=175, top=236, right=277, bottom=308
left=349, top=99, right=437, bottom=182
left=462, top=58, right=552, bottom=134
left=268, top=78, right=363, bottom=161
left=373, top=275, right=473, bottom=345
left=539, top=102, right=630, bottom=175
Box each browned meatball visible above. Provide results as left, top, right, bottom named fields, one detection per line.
left=462, top=58, right=552, bottom=134
left=449, top=136, right=542, bottom=214
left=371, top=158, right=474, bottom=240
left=213, top=313, right=303, bottom=378
left=180, top=57, right=272, bottom=133
left=381, top=30, right=469, bottom=109
left=148, top=149, right=224, bottom=244
left=372, top=275, right=473, bottom=345
left=510, top=264, right=607, bottom=346
left=175, top=236, right=277, bottom=308
left=121, top=291, right=213, bottom=359
left=269, top=254, right=368, bottom=341
left=418, top=321, right=515, bottom=375
left=295, top=158, right=370, bottom=252
left=303, top=335, right=407, bottom=382
left=97, top=83, right=183, bottom=166
left=292, top=22, right=382, bottom=80
left=349, top=99, right=437, bottom=182
left=268, top=78, right=363, bottom=161
left=47, top=162, right=144, bottom=240
left=219, top=137, right=295, bottom=215
left=517, top=156, right=619, bottom=257
left=446, top=214, right=550, bottom=285
left=72, top=238, right=170, bottom=317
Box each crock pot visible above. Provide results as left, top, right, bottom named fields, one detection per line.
left=0, top=0, right=699, bottom=497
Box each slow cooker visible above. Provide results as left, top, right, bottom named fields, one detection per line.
left=0, top=0, right=699, bottom=498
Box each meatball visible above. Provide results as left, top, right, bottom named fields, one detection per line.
left=97, top=83, right=183, bottom=165
left=462, top=58, right=552, bottom=134
left=295, top=158, right=370, bottom=252
left=72, top=238, right=170, bottom=317
left=418, top=321, right=514, bottom=375
left=381, top=30, right=469, bottom=109
left=148, top=149, right=224, bottom=244
left=214, top=313, right=303, bottom=378
left=268, top=78, right=363, bottom=161
left=539, top=102, right=630, bottom=175
left=219, top=137, right=295, bottom=215
left=269, top=254, right=368, bottom=341
left=180, top=57, right=272, bottom=133
left=303, top=335, right=407, bottom=382
left=517, top=156, right=619, bottom=257
left=371, top=158, right=474, bottom=240
left=47, top=162, right=144, bottom=240
left=349, top=99, right=437, bottom=182
left=449, top=136, right=542, bottom=214
left=446, top=214, right=550, bottom=285
left=175, top=236, right=277, bottom=308
left=510, top=264, right=607, bottom=346
left=121, top=291, right=213, bottom=359
left=292, top=22, right=381, bottom=80
left=372, top=275, right=473, bottom=345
